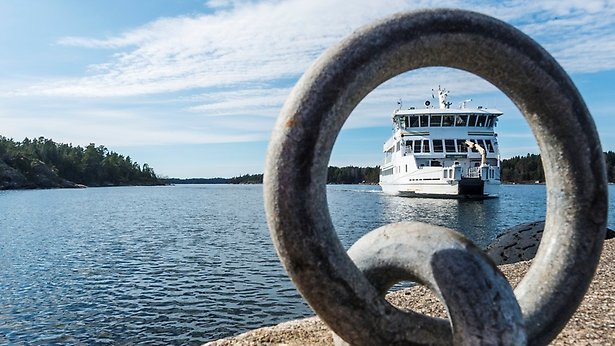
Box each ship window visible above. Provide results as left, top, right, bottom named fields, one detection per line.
left=420, top=115, right=429, bottom=127
left=477, top=139, right=487, bottom=149
left=468, top=114, right=478, bottom=127
left=422, top=140, right=430, bottom=153
left=405, top=140, right=413, bottom=152
left=476, top=115, right=487, bottom=127
left=443, top=170, right=448, bottom=178
left=485, top=140, right=495, bottom=153
left=382, top=167, right=393, bottom=176
left=403, top=116, right=409, bottom=128
left=455, top=115, right=468, bottom=126
left=432, top=139, right=443, bottom=153
left=444, top=139, right=456, bottom=152
left=396, top=141, right=401, bottom=152
left=431, top=160, right=442, bottom=167
left=456, top=139, right=467, bottom=152
left=409, top=116, right=419, bottom=127
left=413, top=140, right=422, bottom=153
left=430, top=115, right=442, bottom=126
left=442, top=115, right=454, bottom=127
left=486, top=116, right=493, bottom=127
left=405, top=165, right=408, bottom=172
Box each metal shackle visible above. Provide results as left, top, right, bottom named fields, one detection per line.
left=331, top=222, right=526, bottom=345
left=264, top=8, right=607, bottom=345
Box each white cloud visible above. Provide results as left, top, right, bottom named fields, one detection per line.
left=5, top=0, right=615, bottom=148
left=187, top=87, right=291, bottom=117
left=17, top=0, right=615, bottom=99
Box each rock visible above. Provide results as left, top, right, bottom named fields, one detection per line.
left=0, top=158, right=81, bottom=189
left=28, top=159, right=79, bottom=188
left=486, top=221, right=614, bottom=265
left=0, top=159, right=29, bottom=189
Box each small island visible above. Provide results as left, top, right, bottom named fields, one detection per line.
left=0, top=136, right=163, bottom=189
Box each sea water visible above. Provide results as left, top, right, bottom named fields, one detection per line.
left=0, top=184, right=613, bottom=345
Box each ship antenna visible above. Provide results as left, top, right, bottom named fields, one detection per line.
left=437, top=86, right=450, bottom=109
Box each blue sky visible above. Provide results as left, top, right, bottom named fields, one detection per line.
left=1, top=0, right=614, bottom=178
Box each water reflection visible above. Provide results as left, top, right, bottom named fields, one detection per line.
left=378, top=195, right=500, bottom=247
left=328, top=184, right=549, bottom=249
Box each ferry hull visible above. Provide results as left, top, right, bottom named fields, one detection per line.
left=380, top=180, right=500, bottom=199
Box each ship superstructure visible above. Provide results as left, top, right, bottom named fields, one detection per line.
left=379, top=87, right=501, bottom=197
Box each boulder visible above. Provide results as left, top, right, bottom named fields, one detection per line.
left=486, top=221, right=615, bottom=265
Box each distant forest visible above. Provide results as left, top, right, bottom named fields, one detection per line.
left=5, top=134, right=613, bottom=189
left=0, top=136, right=162, bottom=189
left=166, top=152, right=615, bottom=185
left=501, top=151, right=615, bottom=183
left=165, top=166, right=381, bottom=185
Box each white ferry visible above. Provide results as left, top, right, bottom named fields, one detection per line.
left=379, top=87, right=501, bottom=198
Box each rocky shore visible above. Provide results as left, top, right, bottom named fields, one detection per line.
left=0, top=159, right=83, bottom=189
left=207, top=224, right=615, bottom=345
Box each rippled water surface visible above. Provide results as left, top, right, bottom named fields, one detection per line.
left=1, top=184, right=613, bottom=344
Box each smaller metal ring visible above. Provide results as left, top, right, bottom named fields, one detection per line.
left=331, top=222, right=525, bottom=345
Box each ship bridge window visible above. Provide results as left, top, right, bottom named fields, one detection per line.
left=486, top=116, right=494, bottom=127
left=442, top=115, right=454, bottom=127
left=413, top=139, right=422, bottom=153
left=432, top=139, right=443, bottom=153
left=398, top=116, right=409, bottom=128
left=476, top=115, right=487, bottom=127
left=431, top=115, right=442, bottom=126
left=456, top=139, right=467, bottom=152
left=485, top=139, right=495, bottom=153
left=420, top=115, right=429, bottom=127
left=455, top=115, right=468, bottom=126
left=444, top=139, right=456, bottom=152
left=409, top=116, right=419, bottom=127
left=468, top=114, right=478, bottom=127
left=422, top=140, right=430, bottom=153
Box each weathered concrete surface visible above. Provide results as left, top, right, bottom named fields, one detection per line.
left=206, top=239, right=615, bottom=346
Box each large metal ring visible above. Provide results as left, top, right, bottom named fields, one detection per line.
left=264, top=8, right=607, bottom=345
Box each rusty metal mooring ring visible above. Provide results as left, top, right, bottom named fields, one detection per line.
left=264, top=8, right=607, bottom=345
